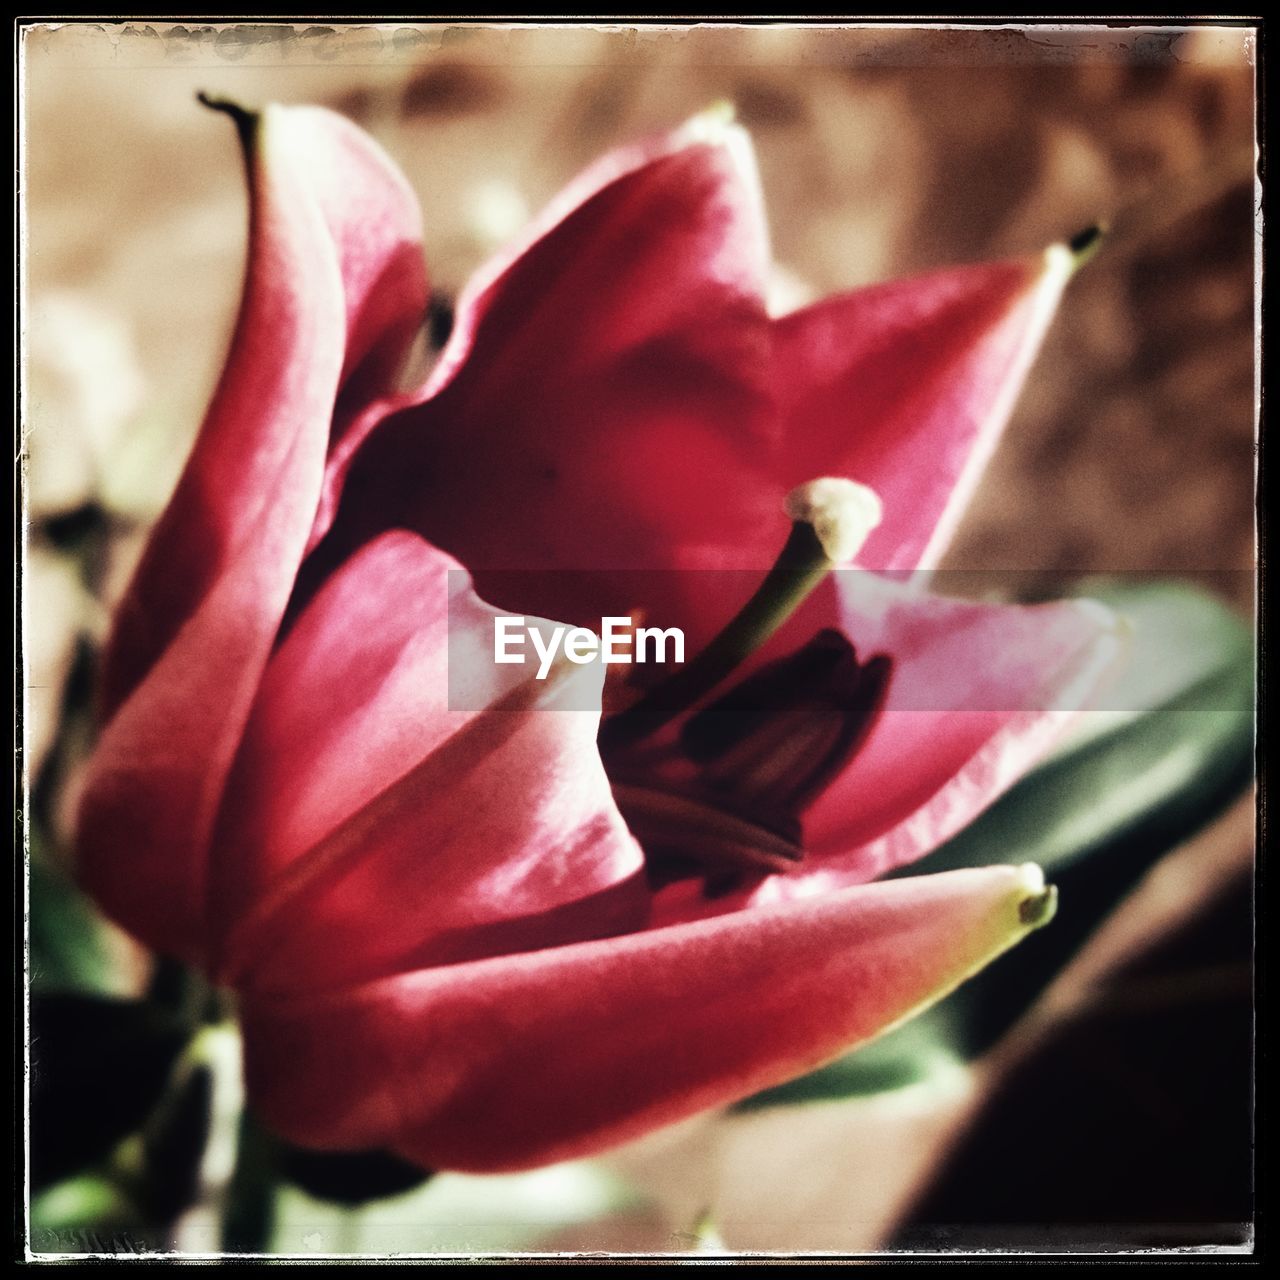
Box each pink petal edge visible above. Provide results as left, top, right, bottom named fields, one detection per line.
left=242, top=864, right=1052, bottom=1172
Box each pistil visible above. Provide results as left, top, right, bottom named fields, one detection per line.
left=600, top=478, right=882, bottom=748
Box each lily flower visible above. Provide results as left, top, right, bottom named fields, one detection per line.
left=76, top=99, right=1121, bottom=1173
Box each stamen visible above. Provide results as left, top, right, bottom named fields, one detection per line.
left=610, top=782, right=805, bottom=878
left=609, top=635, right=892, bottom=889
left=600, top=478, right=881, bottom=748
left=681, top=630, right=893, bottom=815
left=783, top=478, right=883, bottom=564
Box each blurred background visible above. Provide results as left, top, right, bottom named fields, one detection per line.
left=21, top=21, right=1256, bottom=1258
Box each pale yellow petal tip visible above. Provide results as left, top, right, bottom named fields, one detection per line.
left=692, top=1209, right=727, bottom=1253
left=1046, top=223, right=1107, bottom=280
left=784, top=477, right=883, bottom=563
left=1014, top=864, right=1057, bottom=929
left=702, top=98, right=737, bottom=126
left=1071, top=598, right=1135, bottom=665
left=679, top=99, right=738, bottom=145
left=1071, top=596, right=1126, bottom=635
left=1069, top=222, right=1107, bottom=264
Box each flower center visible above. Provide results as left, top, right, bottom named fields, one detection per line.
left=599, top=478, right=892, bottom=892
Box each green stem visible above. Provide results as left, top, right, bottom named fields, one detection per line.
left=221, top=1110, right=279, bottom=1256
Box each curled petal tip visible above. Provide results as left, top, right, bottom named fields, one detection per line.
left=1017, top=875, right=1058, bottom=929
left=1011, top=862, right=1056, bottom=929
left=1063, top=222, right=1107, bottom=273
left=1069, top=221, right=1106, bottom=256
left=196, top=91, right=259, bottom=142
left=1070, top=596, right=1117, bottom=625
left=1071, top=597, right=1133, bottom=665
left=784, top=477, right=883, bottom=563
left=1013, top=860, right=1044, bottom=896
left=678, top=98, right=739, bottom=145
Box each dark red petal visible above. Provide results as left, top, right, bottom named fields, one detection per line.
left=773, top=249, right=1074, bottom=572
left=311, top=113, right=780, bottom=642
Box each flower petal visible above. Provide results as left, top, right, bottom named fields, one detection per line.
left=773, top=248, right=1075, bottom=573
left=310, top=125, right=1078, bottom=646
left=241, top=864, right=1053, bottom=1172
left=208, top=532, right=482, bottom=917
left=77, top=104, right=424, bottom=963
left=99, top=103, right=426, bottom=722
left=796, top=573, right=1125, bottom=884
left=289, top=104, right=428, bottom=406
left=311, top=111, right=781, bottom=641
left=211, top=532, right=645, bottom=995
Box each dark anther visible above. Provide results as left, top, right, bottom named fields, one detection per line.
left=678, top=629, right=892, bottom=816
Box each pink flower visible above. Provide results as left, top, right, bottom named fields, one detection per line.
left=76, top=100, right=1120, bottom=1173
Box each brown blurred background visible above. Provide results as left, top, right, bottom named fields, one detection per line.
left=20, top=21, right=1258, bottom=1256
left=22, top=22, right=1257, bottom=592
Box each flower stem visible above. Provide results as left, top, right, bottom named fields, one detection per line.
left=220, top=1110, right=279, bottom=1257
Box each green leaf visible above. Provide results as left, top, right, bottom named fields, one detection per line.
left=29, top=1174, right=141, bottom=1253
left=27, top=850, right=124, bottom=998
